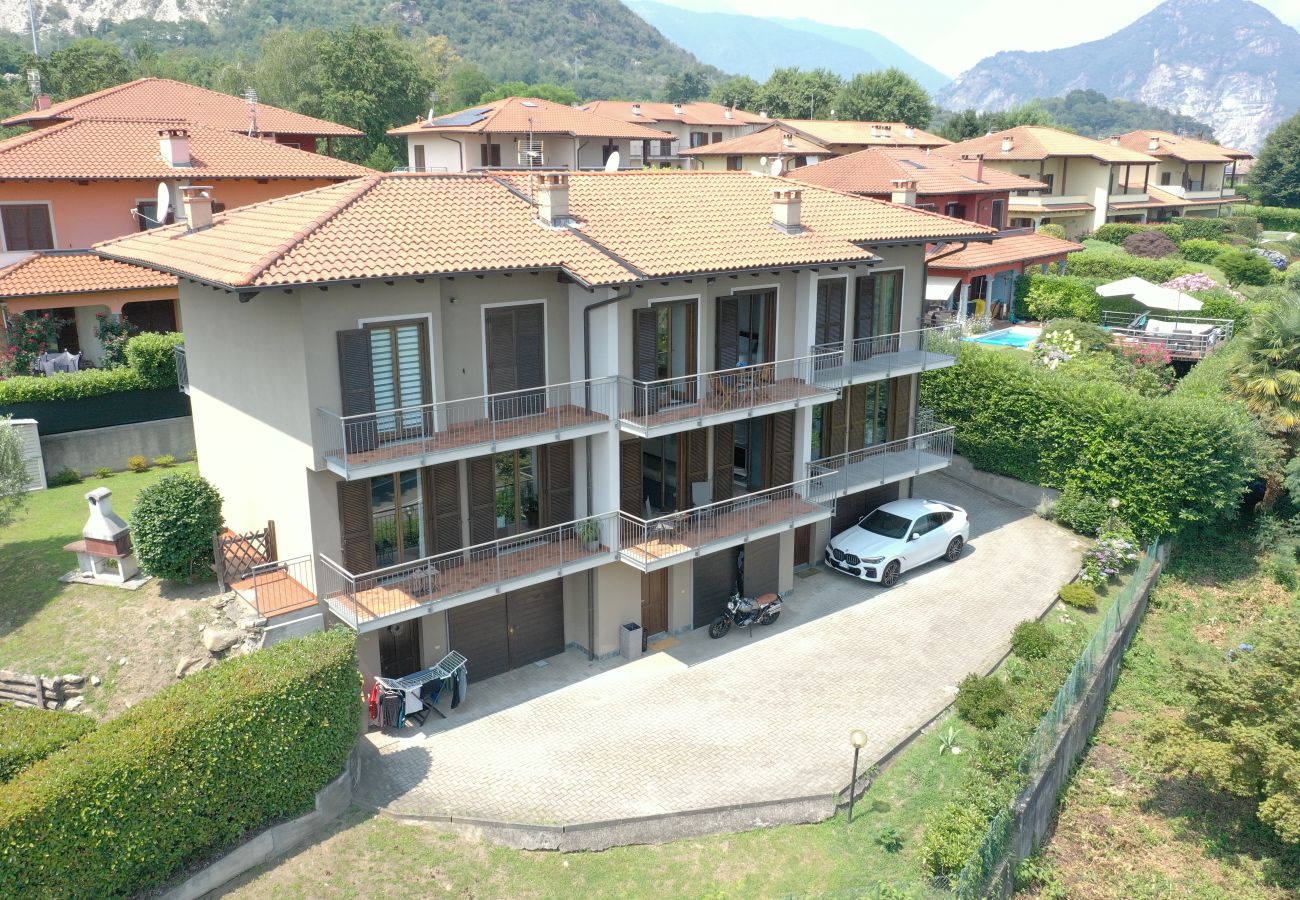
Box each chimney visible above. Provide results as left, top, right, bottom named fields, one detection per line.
left=890, top=178, right=918, bottom=206
left=631, top=103, right=642, bottom=116
left=724, top=107, right=734, bottom=120
left=158, top=127, right=191, bottom=167
left=759, top=110, right=768, bottom=118
left=772, top=187, right=803, bottom=234
left=782, top=132, right=795, bottom=149
left=35, top=93, right=52, bottom=110
left=535, top=172, right=573, bottom=227
left=180, top=185, right=214, bottom=231
left=904, top=126, right=916, bottom=139
left=1001, top=135, right=1014, bottom=152
left=82, top=487, right=133, bottom=556
left=1109, top=135, right=1121, bottom=147
left=673, top=102, right=684, bottom=115
left=1148, top=135, right=1160, bottom=151
left=963, top=153, right=985, bottom=183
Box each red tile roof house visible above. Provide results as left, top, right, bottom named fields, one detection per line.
left=680, top=120, right=950, bottom=175
left=581, top=100, right=768, bottom=166
left=0, top=80, right=368, bottom=366
left=93, top=169, right=991, bottom=683
left=790, top=148, right=1082, bottom=321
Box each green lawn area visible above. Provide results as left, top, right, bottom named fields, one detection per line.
left=0, top=463, right=216, bottom=717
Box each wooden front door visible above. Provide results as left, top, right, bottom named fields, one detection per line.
left=378, top=619, right=421, bottom=679
left=794, top=524, right=813, bottom=568
left=641, top=569, right=669, bottom=638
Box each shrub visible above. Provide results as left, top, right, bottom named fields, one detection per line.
left=921, top=801, right=990, bottom=877
left=1149, top=222, right=1185, bottom=244
left=1062, top=250, right=1197, bottom=283
left=92, top=466, right=114, bottom=479
left=1010, top=620, right=1059, bottom=660
left=0, top=366, right=144, bottom=405
left=152, top=454, right=177, bottom=468
left=875, top=824, right=905, bottom=853
left=1092, top=222, right=1142, bottom=245
left=94, top=314, right=136, bottom=369
left=1180, top=237, right=1233, bottom=264
left=1, top=311, right=70, bottom=378
left=1123, top=230, right=1179, bottom=259
left=130, top=472, right=223, bottom=581
left=1251, top=247, right=1289, bottom=271
left=1236, top=205, right=1300, bottom=232
left=1215, top=249, right=1275, bottom=286
left=1052, top=484, right=1111, bottom=535
left=0, top=629, right=360, bottom=898
left=955, top=673, right=1012, bottom=729
left=1036, top=223, right=1066, bottom=239
left=1223, top=214, right=1263, bottom=239
left=48, top=467, right=82, bottom=487
left=0, top=707, right=95, bottom=784
left=1059, top=582, right=1099, bottom=610
left=1193, top=288, right=1257, bottom=332
left=126, top=454, right=149, bottom=473
left=123, top=332, right=184, bottom=389
left=1264, top=551, right=1297, bottom=589
left=1023, top=276, right=1101, bottom=322
left=1179, top=217, right=1231, bottom=241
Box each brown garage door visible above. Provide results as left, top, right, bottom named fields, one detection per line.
left=447, top=579, right=565, bottom=683
left=693, top=546, right=740, bottom=628
left=743, top=534, right=780, bottom=596
left=448, top=596, right=509, bottom=682
left=831, top=484, right=899, bottom=535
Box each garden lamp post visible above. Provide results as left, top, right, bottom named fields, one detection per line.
left=848, top=728, right=868, bottom=824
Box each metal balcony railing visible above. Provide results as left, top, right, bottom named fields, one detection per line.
left=318, top=511, right=619, bottom=631
left=230, top=554, right=318, bottom=618
left=811, top=324, right=961, bottom=387
left=806, top=425, right=955, bottom=501
left=318, top=376, right=619, bottom=477
left=174, top=345, right=189, bottom=395
left=618, top=477, right=832, bottom=570
left=616, top=352, right=842, bottom=434
left=1100, top=311, right=1233, bottom=360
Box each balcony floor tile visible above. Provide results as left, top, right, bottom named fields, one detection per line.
left=622, top=496, right=828, bottom=567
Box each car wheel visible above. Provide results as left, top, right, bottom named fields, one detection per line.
left=880, top=560, right=901, bottom=587
left=945, top=536, right=964, bottom=562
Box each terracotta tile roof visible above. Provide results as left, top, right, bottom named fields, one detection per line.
left=581, top=101, right=768, bottom=127
left=1117, top=130, right=1252, bottom=162
left=0, top=119, right=375, bottom=181
left=1, top=78, right=361, bottom=137
left=775, top=120, right=951, bottom=148
left=388, top=97, right=673, bottom=140
left=679, top=125, right=827, bottom=157
left=96, top=171, right=993, bottom=290
left=927, top=232, right=1083, bottom=272
left=789, top=147, right=1047, bottom=195
left=0, top=251, right=175, bottom=298
left=941, top=126, right=1158, bottom=164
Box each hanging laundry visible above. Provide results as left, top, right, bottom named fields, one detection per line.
left=451, top=663, right=468, bottom=709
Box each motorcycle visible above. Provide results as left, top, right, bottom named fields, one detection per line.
left=708, top=590, right=784, bottom=638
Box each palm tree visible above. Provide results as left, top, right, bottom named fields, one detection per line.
left=1229, top=297, right=1300, bottom=506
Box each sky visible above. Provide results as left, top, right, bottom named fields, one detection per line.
left=651, top=0, right=1300, bottom=73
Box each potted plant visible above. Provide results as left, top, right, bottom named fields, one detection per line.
left=577, top=518, right=602, bottom=550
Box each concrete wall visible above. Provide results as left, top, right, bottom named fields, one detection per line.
left=41, top=416, right=195, bottom=476
left=945, top=454, right=1060, bottom=510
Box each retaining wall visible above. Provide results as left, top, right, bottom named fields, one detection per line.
left=945, top=454, right=1060, bottom=511
left=41, top=416, right=195, bottom=476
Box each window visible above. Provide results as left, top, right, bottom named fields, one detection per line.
left=1, top=204, right=54, bottom=251
left=858, top=382, right=890, bottom=447
left=945, top=201, right=967, bottom=220
left=1160, top=171, right=1172, bottom=186
left=642, top=436, right=679, bottom=514
left=793, top=155, right=808, bottom=168
left=1041, top=173, right=1055, bottom=193
left=133, top=200, right=170, bottom=231
left=602, top=142, right=618, bottom=164
left=371, top=470, right=424, bottom=567
left=814, top=278, right=846, bottom=351
left=736, top=290, right=774, bottom=366
left=481, top=142, right=503, bottom=167
left=712, top=131, right=723, bottom=143
left=990, top=199, right=1005, bottom=230
left=494, top=448, right=539, bottom=538
left=810, top=405, right=826, bottom=462
left=726, top=155, right=743, bottom=171
left=732, top=418, right=766, bottom=495
left=690, top=131, right=708, bottom=148
left=368, top=321, right=428, bottom=436
left=1010, top=217, right=1032, bottom=229
left=659, top=139, right=673, bottom=157
left=516, top=141, right=543, bottom=167
left=652, top=300, right=696, bottom=381
left=413, top=144, right=426, bottom=171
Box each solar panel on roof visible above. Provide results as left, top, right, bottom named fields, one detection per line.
left=430, top=108, right=491, bottom=127
left=900, top=159, right=926, bottom=169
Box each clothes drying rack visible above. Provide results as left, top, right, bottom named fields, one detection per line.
left=380, top=651, right=468, bottom=725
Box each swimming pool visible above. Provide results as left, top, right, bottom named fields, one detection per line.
left=963, top=326, right=1040, bottom=350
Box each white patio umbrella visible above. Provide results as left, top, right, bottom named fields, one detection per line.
left=1096, top=276, right=1203, bottom=314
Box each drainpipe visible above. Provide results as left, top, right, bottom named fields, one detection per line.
left=437, top=135, right=465, bottom=172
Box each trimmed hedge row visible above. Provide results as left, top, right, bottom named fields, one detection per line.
left=0, top=628, right=360, bottom=899
left=0, top=389, right=190, bottom=436
left=0, top=332, right=182, bottom=404
left=1059, top=250, right=1199, bottom=283
left=920, top=346, right=1262, bottom=540
left=0, top=707, right=96, bottom=783
left=1237, top=205, right=1300, bottom=232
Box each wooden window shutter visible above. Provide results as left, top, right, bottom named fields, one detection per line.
left=336, top=329, right=375, bottom=417
left=848, top=384, right=868, bottom=450
left=542, top=442, right=574, bottom=526
left=633, top=308, right=658, bottom=382
left=771, top=411, right=795, bottom=485
left=711, top=423, right=733, bottom=502
left=715, top=295, right=739, bottom=370
left=424, top=462, right=463, bottom=556
left=684, top=431, right=709, bottom=506
left=467, top=455, right=497, bottom=545
left=485, top=309, right=518, bottom=396
left=826, top=397, right=848, bottom=457
left=620, top=438, right=643, bottom=517
left=516, top=304, right=546, bottom=389
left=338, top=480, right=375, bottom=574
left=816, top=279, right=846, bottom=347
left=890, top=376, right=911, bottom=442
left=413, top=144, right=426, bottom=171
left=853, top=276, right=875, bottom=347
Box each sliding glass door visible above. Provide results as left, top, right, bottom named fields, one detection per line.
left=369, top=321, right=428, bottom=437
left=371, top=470, right=425, bottom=568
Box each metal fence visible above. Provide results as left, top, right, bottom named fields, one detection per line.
left=807, top=425, right=955, bottom=501
left=174, top=345, right=189, bottom=395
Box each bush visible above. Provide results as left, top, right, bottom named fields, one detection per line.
left=1092, top=222, right=1142, bottom=245
left=131, top=472, right=223, bottom=581
left=955, top=673, right=1012, bottom=729
left=1052, top=484, right=1111, bottom=535
left=1022, top=276, right=1102, bottom=322
left=1237, top=205, right=1300, bottom=232
left=1011, top=620, right=1059, bottom=660
left=1251, top=247, right=1289, bottom=271
left=1062, top=250, right=1197, bottom=283
left=92, top=466, right=113, bottom=479
left=1036, top=223, right=1066, bottom=239
left=0, top=629, right=359, bottom=898
left=94, top=314, right=135, bottom=370
left=1264, top=551, right=1297, bottom=589
left=921, top=802, right=989, bottom=877
left=1180, top=237, right=1233, bottom=263
left=48, top=467, right=82, bottom=487
left=126, top=454, right=149, bottom=473
left=0, top=367, right=144, bottom=405
left=1059, top=582, right=1099, bottom=610
left=123, top=332, right=184, bottom=389
left=1149, top=222, right=1185, bottom=244
left=1179, top=217, right=1231, bottom=241
left=1223, top=214, right=1262, bottom=239
left=1193, top=289, right=1257, bottom=332
left=152, top=454, right=177, bottom=468
left=1215, top=249, right=1275, bottom=286
left=0, top=707, right=95, bottom=783
left=1123, top=230, right=1179, bottom=259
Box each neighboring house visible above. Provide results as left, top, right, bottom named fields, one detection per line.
left=682, top=120, right=950, bottom=174
left=388, top=97, right=674, bottom=172
left=1114, top=130, right=1252, bottom=219
left=0, top=121, right=372, bottom=364
left=96, top=170, right=991, bottom=687
left=789, top=148, right=1081, bottom=318
left=581, top=101, right=767, bottom=167
left=939, top=127, right=1160, bottom=239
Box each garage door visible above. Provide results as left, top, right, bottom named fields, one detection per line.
left=447, top=579, right=565, bottom=683
left=832, top=484, right=899, bottom=536
left=693, top=546, right=740, bottom=628
left=743, top=534, right=780, bottom=596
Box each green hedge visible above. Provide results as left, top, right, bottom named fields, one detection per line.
left=1061, top=250, right=1199, bottom=283
left=0, top=628, right=360, bottom=899
left=1236, top=205, right=1300, bottom=232
left=0, top=332, right=182, bottom=404
left=1179, top=217, right=1231, bottom=240
left=0, top=388, right=190, bottom=436
left=920, top=347, right=1262, bottom=540
left=0, top=707, right=95, bottom=784
left=1091, top=222, right=1184, bottom=246
left=124, top=332, right=184, bottom=389
left=1180, top=237, right=1233, bottom=264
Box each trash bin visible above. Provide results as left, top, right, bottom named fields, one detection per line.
left=620, top=622, right=643, bottom=661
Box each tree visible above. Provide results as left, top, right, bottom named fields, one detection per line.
left=480, top=81, right=579, bottom=105
left=131, top=473, right=224, bottom=581
left=709, top=76, right=760, bottom=112
left=0, top=417, right=28, bottom=534
left=834, top=68, right=933, bottom=127
left=1252, top=111, right=1300, bottom=207
left=754, top=67, right=842, bottom=119
left=660, top=69, right=709, bottom=103
left=1230, top=297, right=1300, bottom=433
left=1215, top=249, right=1275, bottom=287
left=935, top=102, right=1056, bottom=141
left=38, top=39, right=132, bottom=100
left=444, top=62, right=493, bottom=111
left=1154, top=609, right=1300, bottom=845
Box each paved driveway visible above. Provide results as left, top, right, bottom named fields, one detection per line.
left=357, top=473, right=1084, bottom=828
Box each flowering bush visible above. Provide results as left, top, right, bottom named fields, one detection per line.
left=2, top=312, right=69, bottom=377
left=1032, top=327, right=1085, bottom=369
left=1250, top=247, right=1289, bottom=271
left=1116, top=341, right=1176, bottom=394
left=1080, top=521, right=1140, bottom=586
left=1161, top=272, right=1221, bottom=293
left=94, top=315, right=136, bottom=369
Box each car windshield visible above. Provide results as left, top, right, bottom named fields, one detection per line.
left=858, top=509, right=911, bottom=539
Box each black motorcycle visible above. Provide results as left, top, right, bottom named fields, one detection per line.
left=708, top=590, right=784, bottom=638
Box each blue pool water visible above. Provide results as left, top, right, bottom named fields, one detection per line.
left=963, top=327, right=1039, bottom=349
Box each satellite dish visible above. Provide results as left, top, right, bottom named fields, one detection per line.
left=155, top=182, right=171, bottom=225
left=604, top=150, right=620, bottom=172
left=769, top=158, right=783, bottom=177
left=759, top=156, right=768, bottom=166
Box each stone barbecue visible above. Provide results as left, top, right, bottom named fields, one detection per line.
left=64, top=487, right=140, bottom=585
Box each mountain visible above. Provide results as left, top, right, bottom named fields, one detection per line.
left=626, top=1, right=950, bottom=92
left=937, top=0, right=1300, bottom=151
left=3, top=0, right=721, bottom=100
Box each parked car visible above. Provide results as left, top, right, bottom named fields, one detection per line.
left=825, top=498, right=969, bottom=587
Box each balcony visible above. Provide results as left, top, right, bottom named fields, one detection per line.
left=811, top=325, right=961, bottom=389
left=318, top=511, right=620, bottom=631
left=615, top=353, right=842, bottom=439
left=618, top=477, right=832, bottom=572
left=174, top=345, right=188, bottom=395
left=1008, top=194, right=1092, bottom=211
left=1100, top=311, right=1234, bottom=361
left=806, top=425, right=955, bottom=501
left=318, top=377, right=618, bottom=479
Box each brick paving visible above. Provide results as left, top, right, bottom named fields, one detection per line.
left=356, top=473, right=1084, bottom=826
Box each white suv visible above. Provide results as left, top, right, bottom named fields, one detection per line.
left=825, top=498, right=969, bottom=587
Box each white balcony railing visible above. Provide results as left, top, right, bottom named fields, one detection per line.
left=318, top=376, right=618, bottom=478
left=810, top=324, right=961, bottom=387
left=806, top=426, right=955, bottom=501
left=1008, top=194, right=1091, bottom=209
